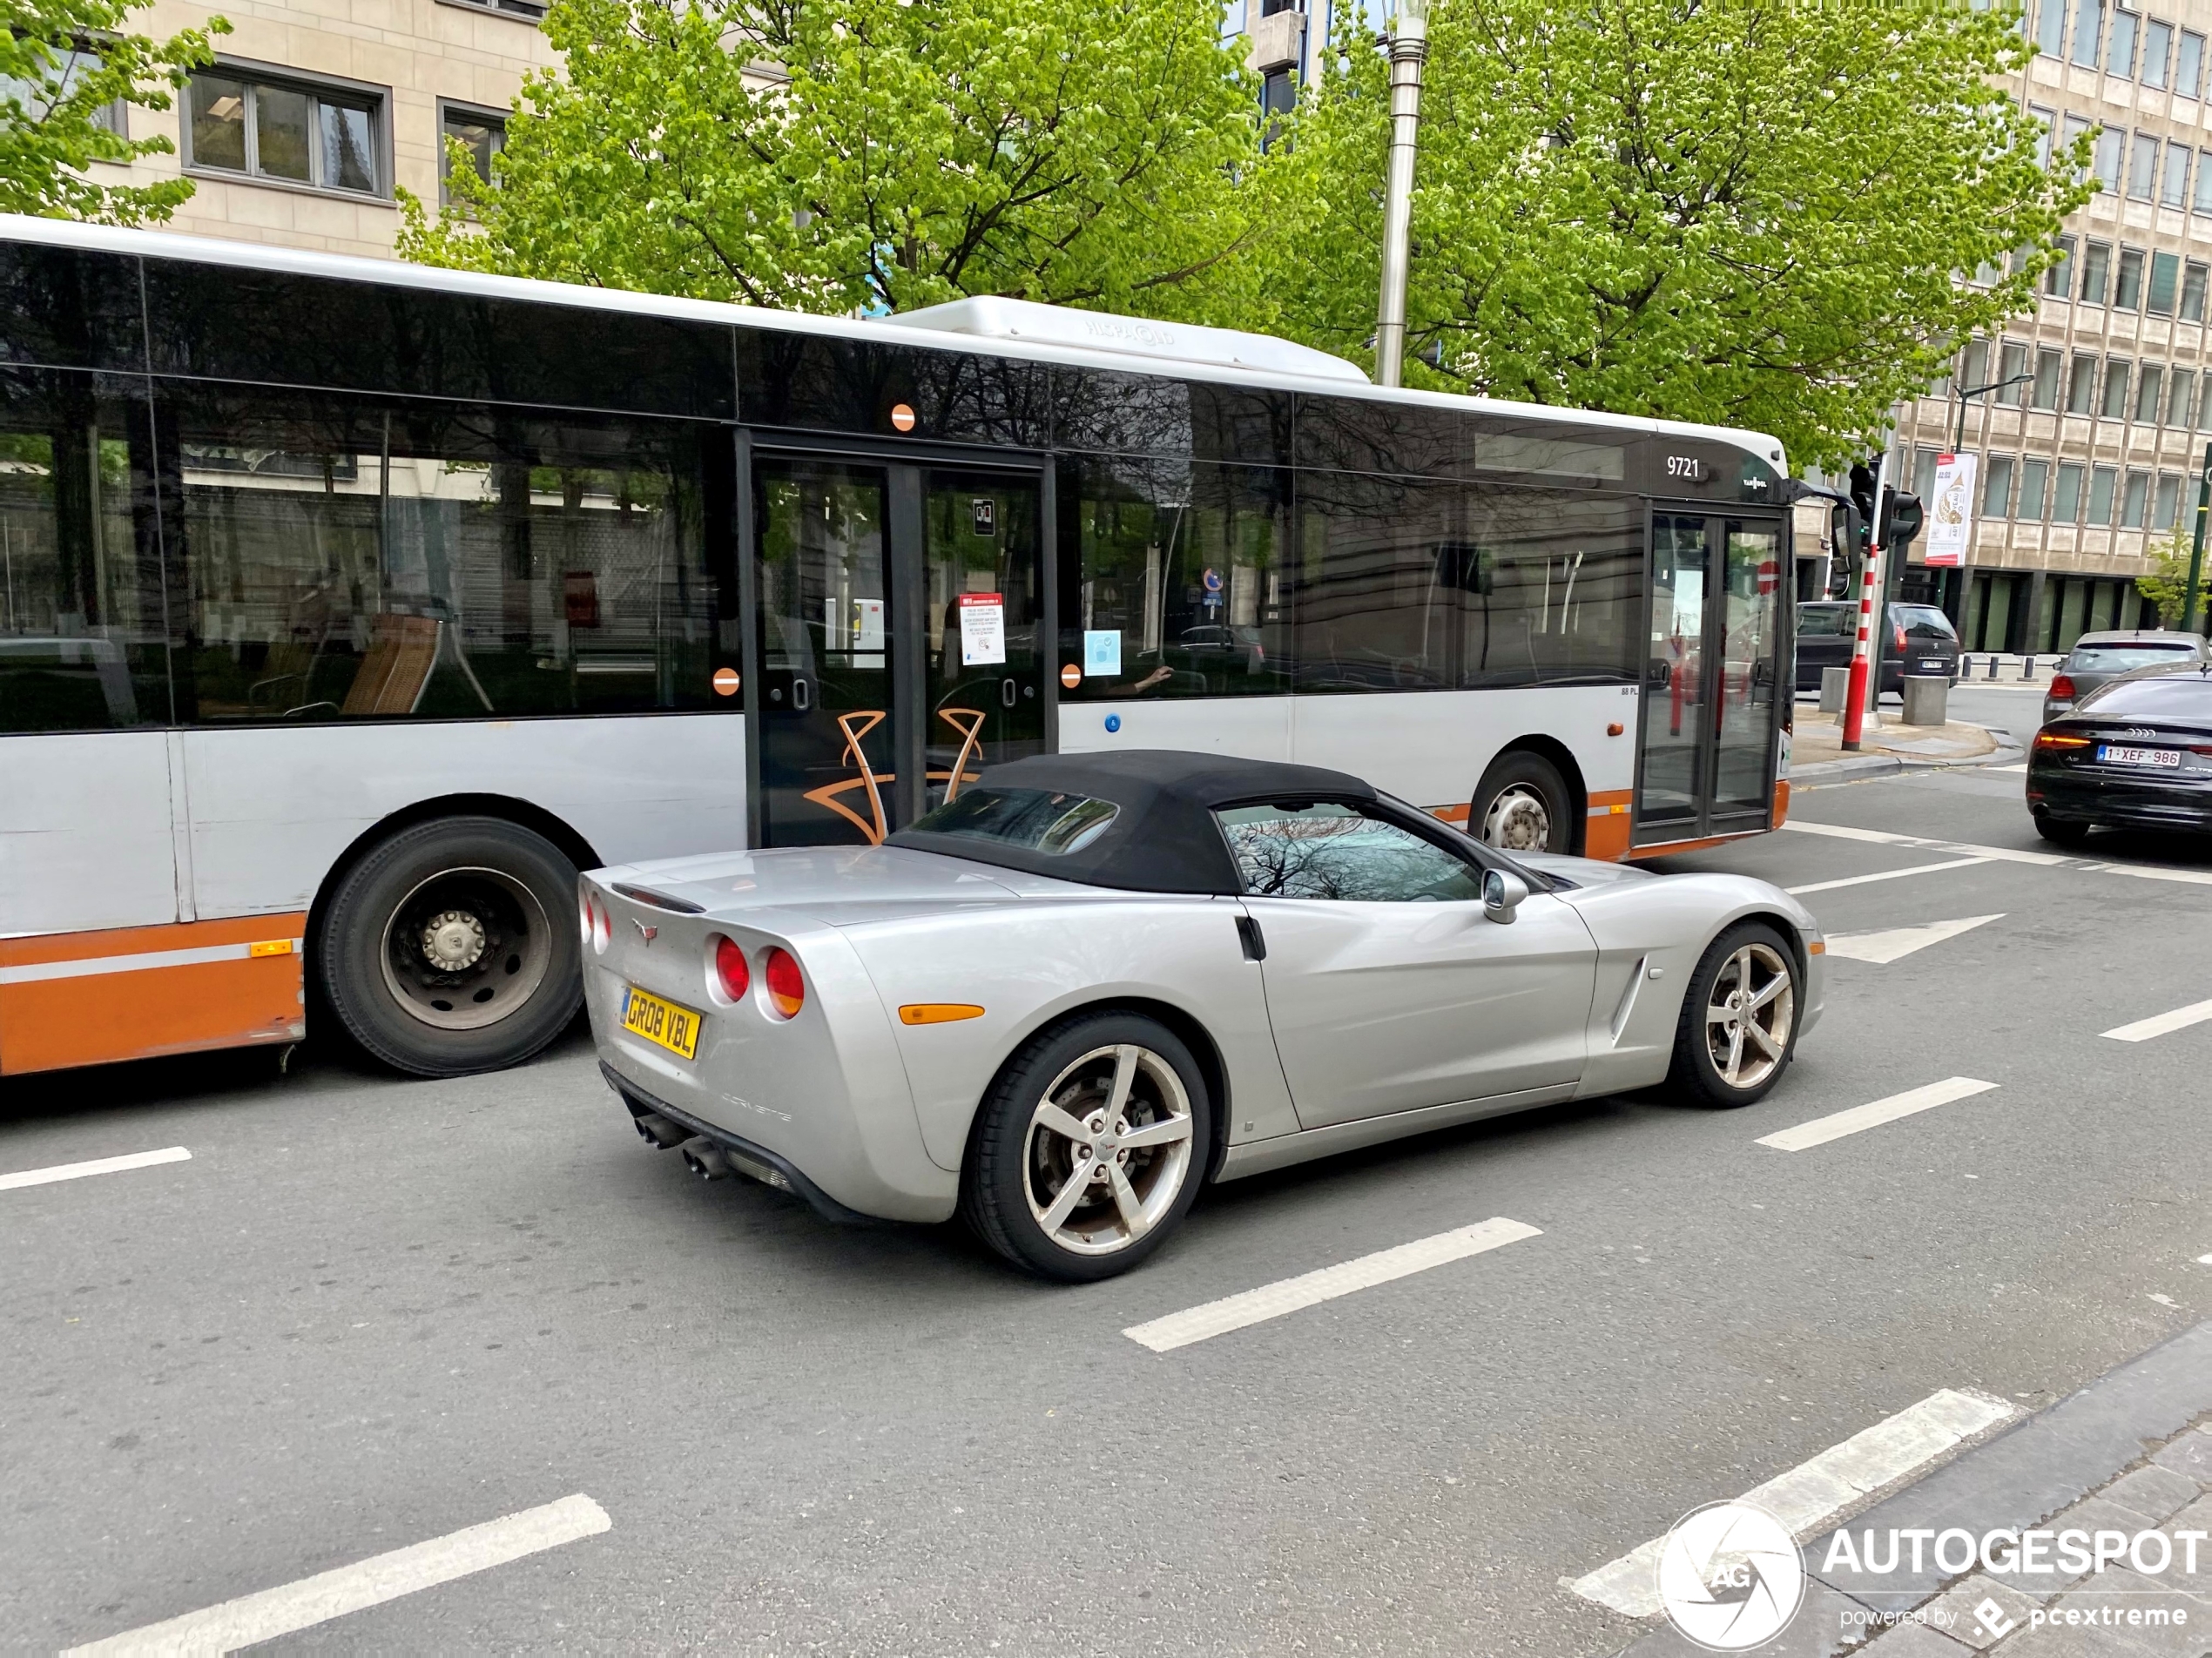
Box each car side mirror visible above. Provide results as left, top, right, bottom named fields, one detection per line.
left=1482, top=868, right=1528, bottom=924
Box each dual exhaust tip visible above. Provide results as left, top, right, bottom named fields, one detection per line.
left=633, top=1111, right=793, bottom=1195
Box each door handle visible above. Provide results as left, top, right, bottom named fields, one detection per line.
left=1647, top=659, right=1671, bottom=688
left=1236, top=915, right=1266, bottom=961
left=1001, top=677, right=1017, bottom=708
left=792, top=677, right=812, bottom=712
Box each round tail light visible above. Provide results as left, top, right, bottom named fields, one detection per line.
left=711, top=934, right=750, bottom=1002
left=763, top=947, right=805, bottom=1019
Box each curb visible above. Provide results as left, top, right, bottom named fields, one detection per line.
left=1791, top=725, right=2025, bottom=788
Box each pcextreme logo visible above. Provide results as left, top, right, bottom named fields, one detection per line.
left=1656, top=1500, right=1807, bottom=1651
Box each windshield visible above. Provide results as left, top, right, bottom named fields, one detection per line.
left=1893, top=604, right=1956, bottom=638
left=903, top=786, right=1120, bottom=855
left=2068, top=644, right=2200, bottom=672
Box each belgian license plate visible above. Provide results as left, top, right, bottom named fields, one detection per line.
left=2095, top=744, right=2180, bottom=768
left=622, top=986, right=701, bottom=1059
left=1918, top=658, right=1946, bottom=671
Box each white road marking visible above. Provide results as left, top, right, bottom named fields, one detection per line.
left=2101, top=997, right=2212, bottom=1042
left=1821, top=914, right=2004, bottom=965
left=2084, top=861, right=2212, bottom=887
left=0, top=1146, right=192, bottom=1193
left=1785, top=818, right=2212, bottom=885
left=1123, top=1217, right=1541, bottom=1353
left=1755, top=1077, right=1998, bottom=1153
left=1990, top=763, right=2028, bottom=773
left=1784, top=858, right=1989, bottom=895
left=64, top=1493, right=610, bottom=1656
left=1568, top=1389, right=2020, bottom=1618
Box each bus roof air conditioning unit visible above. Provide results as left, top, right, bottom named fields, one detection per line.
left=880, top=296, right=1371, bottom=386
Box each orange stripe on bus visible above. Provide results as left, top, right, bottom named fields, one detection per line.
left=0, top=913, right=307, bottom=1076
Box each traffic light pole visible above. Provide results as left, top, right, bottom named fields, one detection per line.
left=1840, top=449, right=1892, bottom=752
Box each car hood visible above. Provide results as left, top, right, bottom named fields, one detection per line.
left=1518, top=852, right=1656, bottom=887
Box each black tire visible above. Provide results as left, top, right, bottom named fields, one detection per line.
left=1470, top=750, right=1574, bottom=855
left=319, top=816, right=583, bottom=1078
left=1667, top=922, right=1801, bottom=1109
left=961, top=1012, right=1212, bottom=1283
left=2033, top=812, right=2092, bottom=846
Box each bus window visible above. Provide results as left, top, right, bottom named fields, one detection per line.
left=157, top=385, right=737, bottom=724
left=1059, top=455, right=1291, bottom=699
left=0, top=368, right=167, bottom=732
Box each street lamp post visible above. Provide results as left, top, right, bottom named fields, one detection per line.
left=1372, top=0, right=1429, bottom=389
left=1939, top=368, right=2035, bottom=632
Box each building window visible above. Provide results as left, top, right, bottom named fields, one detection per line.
left=2149, top=250, right=2180, bottom=314
left=1259, top=67, right=1295, bottom=151
left=2171, top=367, right=2197, bottom=425
left=2054, top=462, right=2087, bottom=522
left=2121, top=469, right=2151, bottom=528
left=2128, top=131, right=2159, bottom=197
left=2080, top=239, right=2112, bottom=301
left=2088, top=464, right=2118, bottom=524
left=2109, top=3, right=2140, bottom=73
left=2144, top=16, right=2173, bottom=84
left=2074, top=0, right=2105, bottom=65
left=435, top=0, right=548, bottom=17
left=2018, top=458, right=2051, bottom=521
left=2153, top=471, right=2183, bottom=530
left=2202, top=374, right=2212, bottom=428
left=1961, top=337, right=1990, bottom=389
left=2046, top=233, right=2077, bottom=299
left=2094, top=126, right=2124, bottom=190
left=2101, top=359, right=2132, bottom=418
left=2164, top=142, right=2192, bottom=207
left=2179, top=29, right=2205, bottom=94
left=2000, top=339, right=2031, bottom=402
left=2135, top=361, right=2165, bottom=421
left=1982, top=455, right=2017, bottom=518
left=437, top=103, right=505, bottom=201
left=2067, top=352, right=2099, bottom=412
left=1914, top=447, right=1941, bottom=503
left=186, top=70, right=382, bottom=195
left=2033, top=346, right=2064, bottom=409
left=2037, top=0, right=2068, bottom=55
left=2183, top=259, right=2209, bottom=320
left=2115, top=246, right=2145, bottom=309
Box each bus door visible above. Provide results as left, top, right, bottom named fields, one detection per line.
left=1634, top=510, right=1787, bottom=846
left=750, top=450, right=1046, bottom=846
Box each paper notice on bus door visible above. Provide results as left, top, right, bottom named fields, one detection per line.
left=959, top=593, right=1006, bottom=666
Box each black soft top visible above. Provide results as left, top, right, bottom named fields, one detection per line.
left=887, top=749, right=1378, bottom=894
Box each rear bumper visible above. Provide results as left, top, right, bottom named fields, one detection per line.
left=2028, top=767, right=2212, bottom=831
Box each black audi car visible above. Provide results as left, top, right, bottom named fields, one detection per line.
left=2027, top=662, right=2212, bottom=844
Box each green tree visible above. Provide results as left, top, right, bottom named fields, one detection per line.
left=1, top=0, right=228, bottom=224
left=2136, top=522, right=2205, bottom=628
left=1249, top=0, right=2092, bottom=470
left=399, top=0, right=1264, bottom=319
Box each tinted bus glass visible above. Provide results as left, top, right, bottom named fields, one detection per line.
left=154, top=384, right=737, bottom=724
left=738, top=332, right=1049, bottom=448
left=1051, top=368, right=1289, bottom=465
left=0, top=245, right=145, bottom=374
left=0, top=367, right=168, bottom=731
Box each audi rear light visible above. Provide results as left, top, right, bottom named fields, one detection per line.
left=763, top=947, right=805, bottom=1019
left=711, top=934, right=750, bottom=1002
left=2033, top=731, right=2090, bottom=751
left=2050, top=674, right=2075, bottom=700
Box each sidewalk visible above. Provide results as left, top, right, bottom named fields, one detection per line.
left=1791, top=708, right=2021, bottom=785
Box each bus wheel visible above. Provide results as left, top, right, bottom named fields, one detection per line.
left=320, top=816, right=583, bottom=1078
left=1471, top=751, right=1573, bottom=855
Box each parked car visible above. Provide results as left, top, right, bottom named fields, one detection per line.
left=584, top=751, right=1824, bottom=1280
left=2027, top=662, right=2212, bottom=843
left=1795, top=601, right=1960, bottom=695
left=2042, top=630, right=2212, bottom=722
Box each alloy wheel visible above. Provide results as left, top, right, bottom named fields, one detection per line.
left=1022, top=1043, right=1196, bottom=1257
left=1703, top=941, right=1795, bottom=1089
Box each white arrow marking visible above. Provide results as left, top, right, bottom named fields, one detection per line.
left=1821, top=913, right=2004, bottom=965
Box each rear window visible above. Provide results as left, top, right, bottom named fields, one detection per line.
left=1893, top=605, right=1957, bottom=639
left=2076, top=671, right=2212, bottom=717
left=2067, top=644, right=2199, bottom=672
left=905, top=786, right=1119, bottom=855
left=1796, top=605, right=1850, bottom=637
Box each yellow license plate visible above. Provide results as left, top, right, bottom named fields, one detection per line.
left=622, top=986, right=701, bottom=1060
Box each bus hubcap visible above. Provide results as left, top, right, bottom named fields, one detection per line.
left=1484, top=785, right=1552, bottom=852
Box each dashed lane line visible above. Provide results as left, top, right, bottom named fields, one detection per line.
left=1784, top=858, right=1989, bottom=895
left=2101, top=997, right=2212, bottom=1042
left=1123, top=1217, right=1541, bottom=1353
left=1755, top=1078, right=1999, bottom=1153
left=1566, top=1389, right=2021, bottom=1618
left=0, top=1146, right=191, bottom=1193
left=1785, top=819, right=2212, bottom=885
left=63, top=1493, right=611, bottom=1656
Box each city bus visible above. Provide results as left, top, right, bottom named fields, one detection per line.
left=0, top=216, right=1795, bottom=1081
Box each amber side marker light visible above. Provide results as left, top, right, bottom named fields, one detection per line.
left=1807, top=941, right=1826, bottom=955
left=900, top=1004, right=985, bottom=1025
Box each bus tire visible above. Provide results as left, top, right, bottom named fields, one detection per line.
left=1470, top=751, right=1573, bottom=855
left=319, top=815, right=583, bottom=1078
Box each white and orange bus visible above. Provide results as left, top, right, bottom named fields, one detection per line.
left=0, top=217, right=1794, bottom=1080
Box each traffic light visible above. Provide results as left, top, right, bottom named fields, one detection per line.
left=1880, top=489, right=1924, bottom=555
left=1847, top=463, right=1878, bottom=556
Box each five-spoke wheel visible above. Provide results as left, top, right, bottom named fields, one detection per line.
left=1669, top=922, right=1801, bottom=1108
left=963, top=1014, right=1211, bottom=1281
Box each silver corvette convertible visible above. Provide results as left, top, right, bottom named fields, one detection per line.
left=583, top=751, right=1824, bottom=1281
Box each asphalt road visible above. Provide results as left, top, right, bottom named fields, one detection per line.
left=4, top=762, right=2209, bottom=1657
